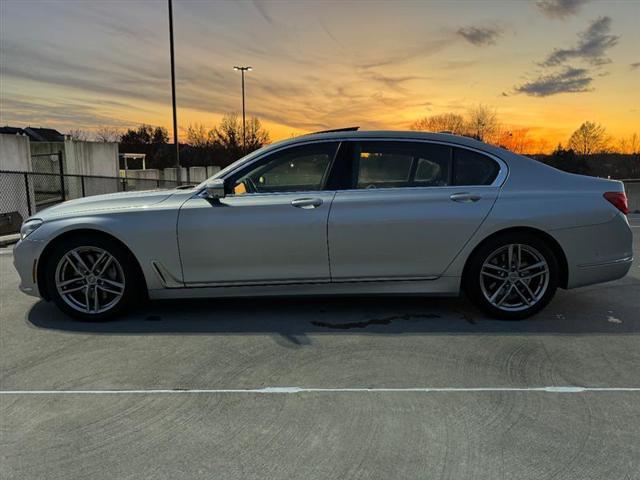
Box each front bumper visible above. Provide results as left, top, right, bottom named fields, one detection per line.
left=13, top=238, right=44, bottom=298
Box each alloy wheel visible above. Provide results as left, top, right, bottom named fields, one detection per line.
left=479, top=243, right=550, bottom=312
left=54, top=246, right=125, bottom=314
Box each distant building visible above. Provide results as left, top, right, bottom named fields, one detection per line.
left=0, top=126, right=65, bottom=142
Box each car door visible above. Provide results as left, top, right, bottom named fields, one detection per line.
left=178, top=142, right=339, bottom=285
left=327, top=140, right=503, bottom=281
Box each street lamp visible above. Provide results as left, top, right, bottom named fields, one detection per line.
left=168, top=0, right=180, bottom=183
left=233, top=66, right=252, bottom=150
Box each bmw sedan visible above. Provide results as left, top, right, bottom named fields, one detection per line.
left=14, top=130, right=633, bottom=321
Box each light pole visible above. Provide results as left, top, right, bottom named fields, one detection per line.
left=168, top=0, right=180, bottom=183
left=233, top=66, right=252, bottom=150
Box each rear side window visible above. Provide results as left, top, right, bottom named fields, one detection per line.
left=352, top=141, right=451, bottom=189
left=453, top=148, right=499, bottom=186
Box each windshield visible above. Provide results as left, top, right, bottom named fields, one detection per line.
left=195, top=145, right=271, bottom=190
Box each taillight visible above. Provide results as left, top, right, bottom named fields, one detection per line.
left=603, top=191, right=629, bottom=215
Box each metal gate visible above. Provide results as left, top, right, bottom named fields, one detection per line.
left=30, top=151, right=65, bottom=210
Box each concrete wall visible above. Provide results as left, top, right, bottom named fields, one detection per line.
left=624, top=181, right=640, bottom=213
left=0, top=134, right=32, bottom=171
left=64, top=139, right=118, bottom=177
left=163, top=167, right=188, bottom=183
left=207, top=166, right=221, bottom=178
left=189, top=166, right=208, bottom=183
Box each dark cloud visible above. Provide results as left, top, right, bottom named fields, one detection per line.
left=543, top=16, right=619, bottom=66
left=536, top=0, right=590, bottom=19
left=515, top=67, right=592, bottom=96
left=630, top=62, right=640, bottom=70
left=457, top=26, right=503, bottom=46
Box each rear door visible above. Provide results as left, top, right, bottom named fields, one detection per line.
left=327, top=141, right=502, bottom=280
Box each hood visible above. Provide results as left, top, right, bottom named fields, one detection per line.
left=36, top=189, right=177, bottom=219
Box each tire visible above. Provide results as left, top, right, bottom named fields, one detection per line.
left=44, top=234, right=141, bottom=321
left=463, top=232, right=559, bottom=320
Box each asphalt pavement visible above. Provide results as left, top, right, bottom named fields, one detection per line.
left=1, top=216, right=639, bottom=479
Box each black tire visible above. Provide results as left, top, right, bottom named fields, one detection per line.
left=44, top=234, right=141, bottom=321
left=463, top=232, right=559, bottom=320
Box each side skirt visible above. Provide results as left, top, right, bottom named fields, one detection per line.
left=148, top=276, right=461, bottom=300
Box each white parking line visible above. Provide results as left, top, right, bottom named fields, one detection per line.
left=1, top=386, right=639, bottom=395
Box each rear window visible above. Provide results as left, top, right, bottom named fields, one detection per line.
left=352, top=141, right=451, bottom=189
left=453, top=148, right=499, bottom=186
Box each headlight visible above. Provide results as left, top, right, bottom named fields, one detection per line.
left=20, top=219, right=43, bottom=240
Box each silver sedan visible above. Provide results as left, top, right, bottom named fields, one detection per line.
left=14, top=131, right=633, bottom=321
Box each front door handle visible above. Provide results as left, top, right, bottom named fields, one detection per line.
left=450, top=192, right=482, bottom=203
left=291, top=197, right=323, bottom=209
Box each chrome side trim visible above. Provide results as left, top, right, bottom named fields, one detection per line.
left=194, top=136, right=509, bottom=198
left=577, top=256, right=633, bottom=268
left=182, top=275, right=439, bottom=289
left=151, top=261, right=184, bottom=288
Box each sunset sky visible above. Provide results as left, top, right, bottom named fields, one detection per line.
left=1, top=0, right=638, bottom=151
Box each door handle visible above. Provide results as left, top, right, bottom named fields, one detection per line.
left=291, top=197, right=323, bottom=209
left=450, top=192, right=482, bottom=203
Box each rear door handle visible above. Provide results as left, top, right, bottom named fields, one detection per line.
left=291, top=197, right=323, bottom=209
left=450, top=192, right=482, bottom=203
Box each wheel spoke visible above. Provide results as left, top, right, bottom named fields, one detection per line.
left=489, top=281, right=508, bottom=302
left=507, top=244, right=514, bottom=270
left=91, top=252, right=107, bottom=273
left=101, top=278, right=124, bottom=292
left=84, top=286, right=91, bottom=313
left=70, top=250, right=90, bottom=274
left=98, top=256, right=114, bottom=276
left=93, top=285, right=100, bottom=312
left=512, top=283, right=531, bottom=306
left=518, top=279, right=537, bottom=300
left=519, top=261, right=546, bottom=273
left=97, top=285, right=122, bottom=295
left=497, top=284, right=513, bottom=306
left=483, top=263, right=507, bottom=273
left=60, top=283, right=87, bottom=294
left=521, top=270, right=547, bottom=281
left=57, top=277, right=84, bottom=287
left=481, top=270, right=504, bottom=280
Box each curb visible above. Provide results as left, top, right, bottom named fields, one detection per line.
left=0, top=234, right=20, bottom=248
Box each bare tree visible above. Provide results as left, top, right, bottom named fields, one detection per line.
left=94, top=126, right=121, bottom=143
left=185, top=123, right=214, bottom=147
left=617, top=133, right=639, bottom=154
left=245, top=117, right=270, bottom=150
left=568, top=121, right=609, bottom=155
left=466, top=104, right=499, bottom=142
left=410, top=113, right=466, bottom=134
left=67, top=129, right=90, bottom=141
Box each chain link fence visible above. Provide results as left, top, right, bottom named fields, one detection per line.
left=0, top=170, right=184, bottom=235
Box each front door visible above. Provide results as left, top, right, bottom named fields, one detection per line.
left=328, top=141, right=501, bottom=280
left=178, top=142, right=339, bottom=285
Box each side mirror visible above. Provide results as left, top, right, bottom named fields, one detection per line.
left=204, top=179, right=226, bottom=200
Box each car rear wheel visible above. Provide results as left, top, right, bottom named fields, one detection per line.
left=464, top=233, right=559, bottom=320
left=44, top=235, right=138, bottom=321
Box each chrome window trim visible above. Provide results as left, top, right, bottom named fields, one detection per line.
left=193, top=136, right=508, bottom=198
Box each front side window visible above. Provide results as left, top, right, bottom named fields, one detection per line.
left=231, top=142, right=338, bottom=194
left=352, top=141, right=451, bottom=189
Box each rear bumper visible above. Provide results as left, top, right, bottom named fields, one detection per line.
left=553, top=214, right=633, bottom=288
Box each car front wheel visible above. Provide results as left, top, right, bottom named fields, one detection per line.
left=464, top=233, right=559, bottom=320
left=44, top=235, right=138, bottom=321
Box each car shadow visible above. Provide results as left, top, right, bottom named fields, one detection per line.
left=26, top=280, right=640, bottom=339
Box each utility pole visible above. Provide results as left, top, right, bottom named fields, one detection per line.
left=233, top=66, right=252, bottom=151
left=168, top=0, right=180, bottom=183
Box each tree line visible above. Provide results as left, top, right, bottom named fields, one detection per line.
left=67, top=106, right=638, bottom=178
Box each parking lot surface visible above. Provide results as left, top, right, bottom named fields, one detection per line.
left=1, top=216, right=639, bottom=479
